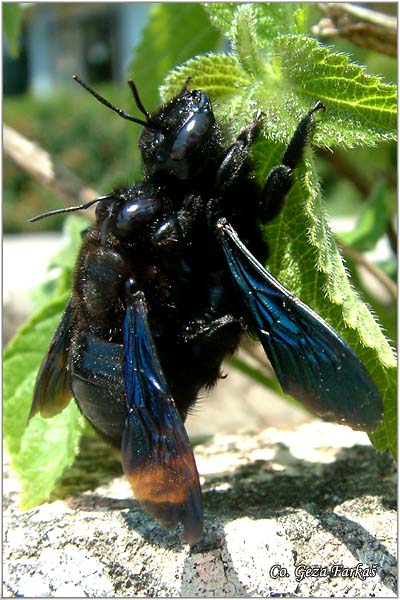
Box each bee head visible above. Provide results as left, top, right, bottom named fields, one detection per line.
left=139, top=87, right=217, bottom=180
left=72, top=75, right=219, bottom=182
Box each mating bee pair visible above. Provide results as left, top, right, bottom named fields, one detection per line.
left=30, top=76, right=383, bottom=542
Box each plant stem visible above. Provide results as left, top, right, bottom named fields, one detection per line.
left=4, top=125, right=99, bottom=208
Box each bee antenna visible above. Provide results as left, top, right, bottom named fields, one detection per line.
left=72, top=75, right=157, bottom=130
left=127, top=80, right=151, bottom=120
left=29, top=193, right=113, bottom=223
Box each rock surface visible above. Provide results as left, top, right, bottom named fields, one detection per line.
left=3, top=422, right=397, bottom=597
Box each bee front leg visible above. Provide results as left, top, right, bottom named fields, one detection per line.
left=152, top=193, right=204, bottom=249
left=260, top=101, right=325, bottom=222
left=215, top=113, right=263, bottom=191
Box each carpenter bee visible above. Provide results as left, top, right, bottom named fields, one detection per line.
left=29, top=75, right=383, bottom=543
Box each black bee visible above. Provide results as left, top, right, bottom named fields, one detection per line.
left=29, top=75, right=383, bottom=543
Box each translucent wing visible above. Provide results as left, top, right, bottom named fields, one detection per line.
left=29, top=299, right=74, bottom=420
left=217, top=218, right=384, bottom=431
left=121, top=290, right=203, bottom=543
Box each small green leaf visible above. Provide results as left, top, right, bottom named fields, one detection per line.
left=3, top=292, right=86, bottom=506
left=293, top=6, right=308, bottom=34
left=338, top=182, right=389, bottom=252
left=19, top=402, right=85, bottom=509
left=3, top=4, right=22, bottom=58
left=161, top=53, right=250, bottom=104
left=247, top=3, right=306, bottom=47
left=231, top=4, right=266, bottom=78
left=205, top=3, right=306, bottom=46
left=4, top=293, right=70, bottom=454
left=30, top=216, right=90, bottom=310
left=47, top=215, right=90, bottom=271
left=204, top=3, right=238, bottom=34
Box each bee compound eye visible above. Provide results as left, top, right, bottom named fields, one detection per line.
left=114, top=197, right=162, bottom=236
left=171, top=113, right=211, bottom=160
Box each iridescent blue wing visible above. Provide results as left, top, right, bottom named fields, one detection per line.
left=217, top=218, right=384, bottom=431
left=29, top=299, right=74, bottom=420
left=121, top=290, right=203, bottom=543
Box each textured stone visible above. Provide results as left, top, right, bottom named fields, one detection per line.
left=3, top=421, right=396, bottom=597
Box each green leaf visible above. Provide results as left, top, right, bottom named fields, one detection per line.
left=245, top=3, right=308, bottom=47
left=337, top=182, right=389, bottom=252
left=29, top=216, right=90, bottom=310
left=18, top=402, right=85, bottom=509
left=204, top=3, right=239, bottom=34
left=4, top=292, right=86, bottom=506
left=3, top=4, right=22, bottom=58
left=340, top=259, right=397, bottom=355
left=231, top=4, right=266, bottom=78
left=161, top=53, right=250, bottom=104
left=47, top=215, right=91, bottom=271
left=162, top=35, right=396, bottom=150
left=205, top=3, right=307, bottom=45
left=257, top=143, right=396, bottom=457
left=4, top=294, right=69, bottom=453
left=260, top=35, right=397, bottom=147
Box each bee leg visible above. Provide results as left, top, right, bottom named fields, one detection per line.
left=184, top=314, right=244, bottom=374
left=260, top=102, right=325, bottom=222
left=215, top=112, right=263, bottom=191
left=152, top=194, right=204, bottom=249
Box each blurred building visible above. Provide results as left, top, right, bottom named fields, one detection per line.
left=4, top=3, right=149, bottom=96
